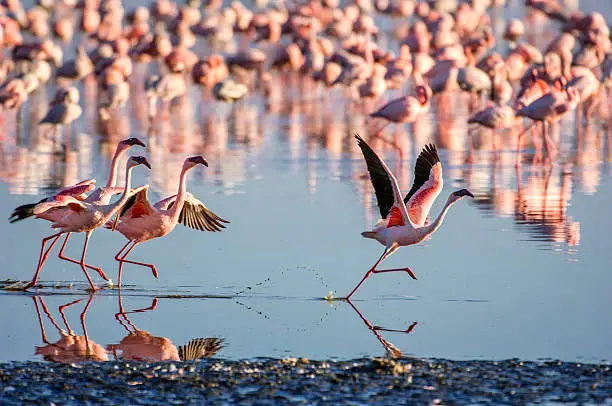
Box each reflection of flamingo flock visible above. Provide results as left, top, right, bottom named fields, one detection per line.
left=0, top=0, right=609, bottom=297
left=32, top=293, right=225, bottom=363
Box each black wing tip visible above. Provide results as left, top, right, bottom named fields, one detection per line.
left=8, top=203, right=37, bottom=223
left=419, top=143, right=440, bottom=165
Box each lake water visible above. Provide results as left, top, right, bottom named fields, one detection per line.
left=0, top=0, right=611, bottom=363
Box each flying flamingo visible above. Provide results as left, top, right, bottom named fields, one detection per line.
left=10, top=138, right=146, bottom=281
left=25, top=156, right=152, bottom=291
left=346, top=135, right=473, bottom=300
left=108, top=156, right=230, bottom=287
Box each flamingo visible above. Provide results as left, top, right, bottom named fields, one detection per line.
left=467, top=105, right=518, bottom=161
left=10, top=138, right=146, bottom=280
left=516, top=86, right=580, bottom=162
left=346, top=135, right=473, bottom=299
left=25, top=156, right=152, bottom=291
left=108, top=156, right=230, bottom=287
left=368, top=84, right=432, bottom=152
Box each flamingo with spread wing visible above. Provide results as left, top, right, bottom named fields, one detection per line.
left=348, top=135, right=473, bottom=299
left=26, top=156, right=152, bottom=291
left=11, top=138, right=146, bottom=283
left=108, top=156, right=230, bottom=287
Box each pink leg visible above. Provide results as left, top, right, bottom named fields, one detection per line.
left=114, top=240, right=135, bottom=288
left=80, top=294, right=94, bottom=353
left=39, top=297, right=64, bottom=334
left=26, top=232, right=64, bottom=289
left=466, top=127, right=475, bottom=164
left=345, top=244, right=413, bottom=300
left=370, top=121, right=390, bottom=137
left=32, top=297, right=50, bottom=344
left=117, top=242, right=159, bottom=285
left=372, top=268, right=418, bottom=279
left=37, top=232, right=63, bottom=270
left=79, top=231, right=97, bottom=291
left=58, top=233, right=109, bottom=281
left=542, top=121, right=556, bottom=160
left=375, top=322, right=418, bottom=334
left=58, top=298, right=84, bottom=335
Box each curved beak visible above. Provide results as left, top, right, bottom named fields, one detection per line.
left=127, top=138, right=146, bottom=148
left=141, top=157, right=152, bottom=169
left=188, top=156, right=208, bottom=167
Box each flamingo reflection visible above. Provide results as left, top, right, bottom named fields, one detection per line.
left=108, top=292, right=224, bottom=362
left=33, top=294, right=108, bottom=363
left=346, top=299, right=417, bottom=359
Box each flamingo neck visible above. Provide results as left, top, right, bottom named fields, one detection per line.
left=107, top=147, right=127, bottom=188
left=423, top=194, right=457, bottom=235
left=104, top=164, right=135, bottom=216
left=168, top=164, right=191, bottom=224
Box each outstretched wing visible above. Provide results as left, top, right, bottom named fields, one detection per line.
left=56, top=178, right=96, bottom=197
left=404, top=144, right=443, bottom=226
left=355, top=134, right=412, bottom=228
left=33, top=195, right=87, bottom=216
left=164, top=193, right=230, bottom=232
left=178, top=337, right=225, bottom=361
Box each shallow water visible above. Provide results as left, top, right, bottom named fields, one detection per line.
left=1, top=0, right=611, bottom=364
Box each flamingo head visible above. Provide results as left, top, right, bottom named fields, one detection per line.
left=185, top=156, right=208, bottom=168
left=450, top=188, right=474, bottom=203
left=128, top=156, right=151, bottom=169
left=120, top=137, right=146, bottom=149
left=416, top=84, right=431, bottom=105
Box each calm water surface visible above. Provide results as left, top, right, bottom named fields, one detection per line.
left=0, top=0, right=611, bottom=363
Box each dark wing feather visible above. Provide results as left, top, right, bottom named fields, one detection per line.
left=168, top=196, right=230, bottom=232
left=118, top=193, right=138, bottom=218
left=9, top=199, right=46, bottom=223
left=179, top=338, right=225, bottom=361
left=355, top=134, right=395, bottom=219
left=403, top=144, right=440, bottom=204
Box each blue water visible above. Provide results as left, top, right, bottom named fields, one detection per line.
left=0, top=0, right=611, bottom=363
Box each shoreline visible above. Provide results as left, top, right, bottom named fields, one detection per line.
left=1, top=358, right=609, bottom=404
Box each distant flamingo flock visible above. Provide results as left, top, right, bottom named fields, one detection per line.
left=2, top=0, right=610, bottom=296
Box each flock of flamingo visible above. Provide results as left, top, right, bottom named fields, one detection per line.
left=1, top=0, right=610, bottom=298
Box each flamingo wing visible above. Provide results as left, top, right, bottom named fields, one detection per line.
left=178, top=337, right=225, bottom=361
left=117, top=186, right=154, bottom=220
left=404, top=144, right=443, bottom=226
left=355, top=135, right=412, bottom=228
left=33, top=196, right=88, bottom=216
left=40, top=102, right=69, bottom=125
left=165, top=193, right=230, bottom=232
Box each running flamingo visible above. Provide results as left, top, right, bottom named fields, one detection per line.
left=108, top=156, right=230, bottom=287
left=347, top=135, right=473, bottom=299
left=26, top=156, right=151, bottom=291
left=10, top=138, right=146, bottom=280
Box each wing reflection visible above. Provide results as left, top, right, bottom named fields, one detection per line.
left=33, top=294, right=108, bottom=363
left=107, top=291, right=224, bottom=362
left=347, top=299, right=417, bottom=359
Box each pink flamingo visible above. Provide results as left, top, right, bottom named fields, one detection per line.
left=346, top=136, right=473, bottom=300
left=108, top=156, right=230, bottom=287
left=25, top=156, right=152, bottom=291
left=467, top=105, right=518, bottom=161
left=11, top=138, right=146, bottom=280
left=516, top=86, right=580, bottom=162
left=368, top=84, right=432, bottom=153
